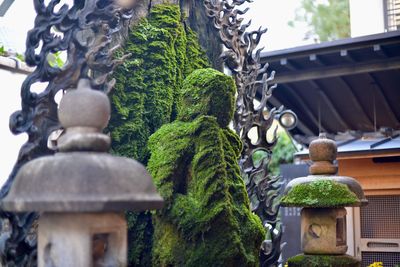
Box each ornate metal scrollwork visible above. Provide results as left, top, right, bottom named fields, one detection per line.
left=0, top=0, right=132, bottom=265
left=204, top=0, right=283, bottom=266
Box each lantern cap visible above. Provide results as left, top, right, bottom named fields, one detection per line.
left=1, top=152, right=163, bottom=212
left=281, top=134, right=367, bottom=208
left=1, top=79, right=163, bottom=212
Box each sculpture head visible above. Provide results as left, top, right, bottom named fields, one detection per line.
left=178, top=68, right=236, bottom=127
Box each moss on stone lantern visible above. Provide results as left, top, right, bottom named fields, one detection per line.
left=282, top=133, right=367, bottom=267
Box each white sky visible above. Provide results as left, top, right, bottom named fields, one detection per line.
left=241, top=0, right=313, bottom=51
left=0, top=0, right=311, bottom=187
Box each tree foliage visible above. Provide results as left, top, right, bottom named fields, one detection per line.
left=288, top=0, right=350, bottom=42
left=269, top=131, right=297, bottom=175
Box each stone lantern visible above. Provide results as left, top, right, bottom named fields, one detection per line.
left=1, top=79, right=163, bottom=266
left=282, top=134, right=367, bottom=267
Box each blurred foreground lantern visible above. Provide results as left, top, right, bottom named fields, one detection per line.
left=1, top=79, right=163, bottom=266
left=281, top=134, right=367, bottom=267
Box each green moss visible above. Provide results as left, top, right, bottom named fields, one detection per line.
left=109, top=4, right=209, bottom=163
left=148, top=70, right=264, bottom=266
left=108, top=4, right=209, bottom=266
left=178, top=68, right=236, bottom=127
left=287, top=254, right=360, bottom=267
left=281, top=179, right=359, bottom=208
left=126, top=211, right=153, bottom=266
left=184, top=27, right=210, bottom=76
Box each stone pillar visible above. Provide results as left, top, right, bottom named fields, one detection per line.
left=38, top=213, right=126, bottom=267
left=301, top=208, right=347, bottom=255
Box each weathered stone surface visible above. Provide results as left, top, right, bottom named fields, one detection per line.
left=58, top=79, right=110, bottom=131
left=38, top=213, right=126, bottom=267
left=309, top=134, right=337, bottom=163
left=1, top=152, right=163, bottom=212
left=57, top=130, right=111, bottom=152
left=301, top=208, right=347, bottom=255
left=57, top=79, right=112, bottom=152
left=308, top=133, right=338, bottom=175
left=309, top=160, right=338, bottom=175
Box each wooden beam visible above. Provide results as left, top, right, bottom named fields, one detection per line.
left=373, top=44, right=389, bottom=58
left=340, top=49, right=356, bottom=62
left=318, top=90, right=350, bottom=130
left=306, top=57, right=353, bottom=131
left=280, top=58, right=299, bottom=71
left=281, top=84, right=327, bottom=133
left=338, top=77, right=375, bottom=128
left=273, top=57, right=400, bottom=84
left=368, top=73, right=399, bottom=124
left=301, top=54, right=375, bottom=130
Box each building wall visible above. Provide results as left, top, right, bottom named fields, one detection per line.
left=338, top=156, right=400, bottom=196
left=349, top=0, right=385, bottom=37
left=338, top=155, right=400, bottom=264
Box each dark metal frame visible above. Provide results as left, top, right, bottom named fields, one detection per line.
left=0, top=0, right=131, bottom=265
left=203, top=0, right=283, bottom=266
left=0, top=0, right=15, bottom=17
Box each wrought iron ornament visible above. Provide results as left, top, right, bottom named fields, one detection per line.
left=204, top=0, right=284, bottom=266
left=0, top=0, right=132, bottom=265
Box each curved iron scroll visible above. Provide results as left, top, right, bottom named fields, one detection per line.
left=203, top=0, right=284, bottom=266
left=0, top=0, right=132, bottom=265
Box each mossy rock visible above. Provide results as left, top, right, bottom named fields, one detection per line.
left=149, top=116, right=265, bottom=266
left=281, top=179, right=359, bottom=208
left=287, top=254, right=360, bottom=267
left=109, top=3, right=209, bottom=163
left=148, top=69, right=264, bottom=266
left=177, top=68, right=235, bottom=128
left=109, top=4, right=209, bottom=266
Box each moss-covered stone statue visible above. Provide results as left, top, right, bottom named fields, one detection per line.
left=148, top=68, right=265, bottom=266
left=108, top=4, right=209, bottom=265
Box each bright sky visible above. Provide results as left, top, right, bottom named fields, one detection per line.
left=241, top=0, right=313, bottom=51
left=0, top=0, right=311, bottom=187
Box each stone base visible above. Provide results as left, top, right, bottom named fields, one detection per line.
left=287, top=254, right=361, bottom=267
left=38, top=212, right=127, bottom=267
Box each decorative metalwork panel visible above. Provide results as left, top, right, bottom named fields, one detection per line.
left=0, top=0, right=132, bottom=265
left=203, top=0, right=283, bottom=266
